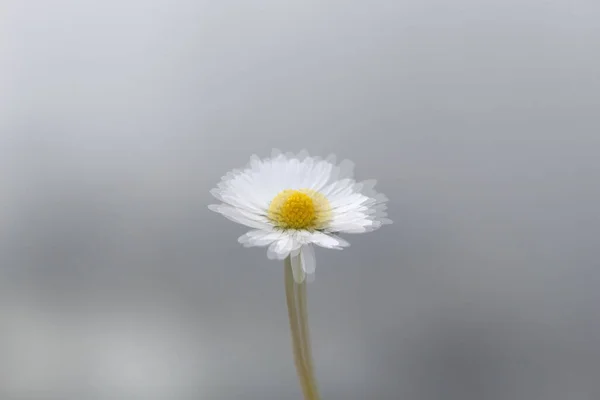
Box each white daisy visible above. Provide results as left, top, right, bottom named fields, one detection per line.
left=208, top=149, right=391, bottom=283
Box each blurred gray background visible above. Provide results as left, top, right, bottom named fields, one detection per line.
left=2, top=0, right=600, bottom=399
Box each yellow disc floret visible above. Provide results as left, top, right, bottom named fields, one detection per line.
left=268, top=189, right=331, bottom=230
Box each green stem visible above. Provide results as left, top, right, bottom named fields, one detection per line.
left=297, top=276, right=320, bottom=398
left=285, top=256, right=321, bottom=400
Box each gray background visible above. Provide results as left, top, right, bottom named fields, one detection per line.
left=2, top=0, right=600, bottom=399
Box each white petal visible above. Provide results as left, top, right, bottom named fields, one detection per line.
left=327, top=224, right=368, bottom=233
left=208, top=204, right=272, bottom=230
left=271, top=148, right=283, bottom=158
left=300, top=244, right=316, bottom=275
left=327, top=216, right=375, bottom=233
left=309, top=231, right=350, bottom=249
left=213, top=191, right=267, bottom=214
left=321, top=178, right=354, bottom=197
left=267, top=241, right=279, bottom=260
left=329, top=212, right=370, bottom=226
left=238, top=230, right=283, bottom=247
left=249, top=154, right=262, bottom=170
left=296, top=149, right=309, bottom=161
left=333, top=159, right=355, bottom=181
left=329, top=192, right=369, bottom=209
left=309, top=161, right=334, bottom=191
left=290, top=252, right=305, bottom=283
left=267, top=235, right=297, bottom=260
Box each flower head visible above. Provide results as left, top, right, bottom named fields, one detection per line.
left=209, top=149, right=391, bottom=282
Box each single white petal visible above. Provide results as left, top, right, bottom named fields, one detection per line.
left=249, top=154, right=262, bottom=170
left=238, top=230, right=283, bottom=247
left=300, top=244, right=316, bottom=274
left=327, top=224, right=368, bottom=233
left=271, top=148, right=283, bottom=158
left=267, top=241, right=280, bottom=260
left=334, top=159, right=355, bottom=181
left=289, top=235, right=304, bottom=253
left=273, top=240, right=289, bottom=260
left=309, top=231, right=350, bottom=249
left=290, top=251, right=305, bottom=283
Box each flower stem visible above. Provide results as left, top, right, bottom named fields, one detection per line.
left=285, top=256, right=321, bottom=400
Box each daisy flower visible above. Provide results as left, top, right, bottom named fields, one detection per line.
left=208, top=149, right=391, bottom=283
left=209, top=149, right=391, bottom=400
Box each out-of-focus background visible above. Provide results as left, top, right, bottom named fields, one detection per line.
left=2, top=1, right=600, bottom=399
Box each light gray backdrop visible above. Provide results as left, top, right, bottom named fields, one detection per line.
left=2, top=1, right=600, bottom=399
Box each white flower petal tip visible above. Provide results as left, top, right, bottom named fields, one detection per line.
left=291, top=253, right=306, bottom=283
left=209, top=150, right=391, bottom=281
left=300, top=245, right=316, bottom=275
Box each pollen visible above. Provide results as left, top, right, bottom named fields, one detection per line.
left=268, top=189, right=331, bottom=230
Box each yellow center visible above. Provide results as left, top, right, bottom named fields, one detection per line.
left=268, top=189, right=331, bottom=230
